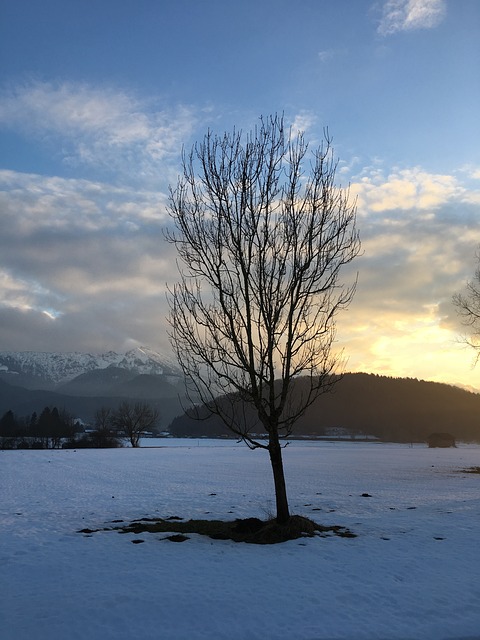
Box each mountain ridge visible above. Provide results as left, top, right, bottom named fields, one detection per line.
left=0, top=347, right=181, bottom=389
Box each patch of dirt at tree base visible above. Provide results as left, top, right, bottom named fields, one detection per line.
left=79, top=515, right=356, bottom=544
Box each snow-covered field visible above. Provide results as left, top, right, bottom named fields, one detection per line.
left=1, top=440, right=480, bottom=640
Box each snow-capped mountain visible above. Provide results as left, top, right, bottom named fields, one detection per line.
left=0, top=347, right=181, bottom=388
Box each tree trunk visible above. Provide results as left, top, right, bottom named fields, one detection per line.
left=268, top=433, right=290, bottom=524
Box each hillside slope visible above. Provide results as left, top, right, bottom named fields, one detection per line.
left=168, top=373, right=480, bottom=442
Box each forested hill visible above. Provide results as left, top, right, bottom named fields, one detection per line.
left=168, top=373, right=480, bottom=442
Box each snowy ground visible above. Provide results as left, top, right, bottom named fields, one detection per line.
left=1, top=440, right=480, bottom=640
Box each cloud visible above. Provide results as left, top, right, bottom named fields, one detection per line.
left=318, top=48, right=347, bottom=64
left=318, top=50, right=335, bottom=63
left=0, top=81, right=198, bottom=184
left=0, top=168, right=180, bottom=352
left=0, top=151, right=478, bottom=388
left=0, top=269, right=59, bottom=315
left=318, top=49, right=337, bottom=63
left=347, top=167, right=478, bottom=309
left=330, top=162, right=480, bottom=387
left=377, top=0, right=446, bottom=36
left=1, top=166, right=476, bottom=328
left=289, top=111, right=317, bottom=139
left=0, top=169, right=169, bottom=232
left=350, top=167, right=462, bottom=212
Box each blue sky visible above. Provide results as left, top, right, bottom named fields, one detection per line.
left=0, top=0, right=479, bottom=390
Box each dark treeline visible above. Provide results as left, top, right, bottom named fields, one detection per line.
left=0, top=400, right=160, bottom=449
left=5, top=374, right=480, bottom=445
left=0, top=406, right=121, bottom=449
left=169, top=373, right=480, bottom=443
left=0, top=406, right=80, bottom=449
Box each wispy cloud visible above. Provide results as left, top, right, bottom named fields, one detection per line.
left=318, top=48, right=347, bottom=64
left=0, top=170, right=169, bottom=233
left=289, top=111, right=317, bottom=140
left=318, top=50, right=335, bottom=63
left=377, top=0, right=446, bottom=36
left=0, top=81, right=198, bottom=184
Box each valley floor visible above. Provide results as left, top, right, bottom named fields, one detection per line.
left=1, top=440, right=480, bottom=640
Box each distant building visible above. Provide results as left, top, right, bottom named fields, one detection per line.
left=427, top=433, right=456, bottom=448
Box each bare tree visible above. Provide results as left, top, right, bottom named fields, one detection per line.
left=112, top=402, right=159, bottom=448
left=90, top=406, right=122, bottom=448
left=453, top=250, right=480, bottom=363
left=166, top=114, right=360, bottom=524
left=94, top=406, right=113, bottom=431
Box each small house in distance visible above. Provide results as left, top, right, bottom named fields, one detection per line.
left=427, top=432, right=456, bottom=448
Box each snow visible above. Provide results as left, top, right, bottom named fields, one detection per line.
left=1, top=440, right=480, bottom=640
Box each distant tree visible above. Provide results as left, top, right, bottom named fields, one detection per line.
left=35, top=406, right=75, bottom=448
left=453, top=250, right=480, bottom=363
left=94, top=406, right=113, bottom=431
left=59, top=408, right=77, bottom=441
left=49, top=407, right=64, bottom=449
left=112, top=402, right=159, bottom=447
left=29, top=412, right=38, bottom=433
left=167, top=114, right=360, bottom=524
left=35, top=407, right=52, bottom=448
left=0, top=410, right=18, bottom=437
left=0, top=410, right=20, bottom=448
left=91, top=406, right=122, bottom=448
